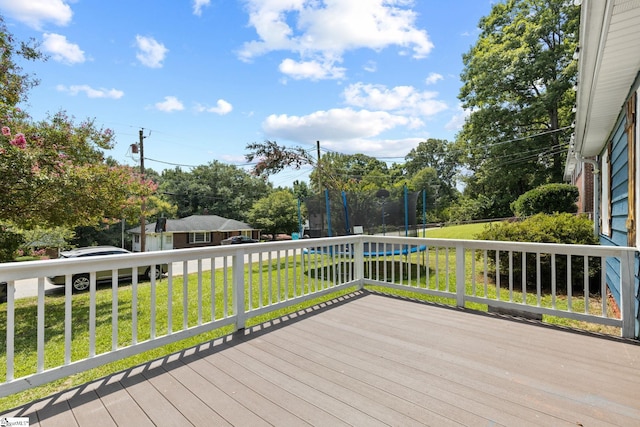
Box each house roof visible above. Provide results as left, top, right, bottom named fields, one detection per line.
left=127, top=215, right=253, bottom=234
left=565, top=0, right=640, bottom=177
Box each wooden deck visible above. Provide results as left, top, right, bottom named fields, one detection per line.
left=3, top=291, right=640, bottom=426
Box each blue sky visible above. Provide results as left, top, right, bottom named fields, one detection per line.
left=0, top=0, right=494, bottom=187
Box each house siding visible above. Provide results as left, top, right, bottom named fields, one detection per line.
left=601, top=96, right=640, bottom=337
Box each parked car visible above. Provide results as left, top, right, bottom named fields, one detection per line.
left=221, top=235, right=259, bottom=245
left=47, top=246, right=168, bottom=292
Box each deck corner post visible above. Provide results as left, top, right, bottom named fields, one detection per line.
left=456, top=244, right=466, bottom=308
left=233, top=249, right=247, bottom=332
left=620, top=249, right=637, bottom=339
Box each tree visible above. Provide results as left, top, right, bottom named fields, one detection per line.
left=159, top=162, right=272, bottom=220
left=455, top=0, right=579, bottom=218
left=404, top=138, right=458, bottom=189
left=245, top=140, right=312, bottom=178
left=248, top=190, right=300, bottom=238
left=1, top=113, right=155, bottom=229
left=310, top=152, right=390, bottom=192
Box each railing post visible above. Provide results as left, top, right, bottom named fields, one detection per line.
left=233, top=248, right=246, bottom=331
left=456, top=243, right=465, bottom=308
left=354, top=237, right=364, bottom=289
left=620, top=249, right=637, bottom=339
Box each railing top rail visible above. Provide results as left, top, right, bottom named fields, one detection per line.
left=0, top=234, right=635, bottom=282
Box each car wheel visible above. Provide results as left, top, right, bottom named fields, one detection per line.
left=72, top=274, right=90, bottom=292
left=145, top=266, right=162, bottom=281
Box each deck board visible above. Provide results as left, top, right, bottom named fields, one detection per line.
left=3, top=291, right=640, bottom=426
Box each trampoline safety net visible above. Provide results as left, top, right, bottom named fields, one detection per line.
left=305, top=189, right=419, bottom=237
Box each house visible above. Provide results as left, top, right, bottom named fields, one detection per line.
left=564, top=0, right=640, bottom=331
left=127, top=215, right=260, bottom=251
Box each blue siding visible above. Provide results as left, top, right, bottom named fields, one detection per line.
left=601, top=112, right=640, bottom=337
left=602, top=115, right=629, bottom=308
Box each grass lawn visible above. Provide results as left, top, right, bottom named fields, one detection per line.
left=422, top=221, right=494, bottom=239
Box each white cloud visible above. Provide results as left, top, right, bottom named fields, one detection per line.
left=155, top=96, right=184, bottom=112
left=425, top=72, right=443, bottom=85
left=42, top=33, right=85, bottom=64
left=57, top=84, right=123, bottom=99
left=193, top=0, right=211, bottom=16
left=263, top=108, right=412, bottom=141
left=0, top=0, right=72, bottom=29
left=195, top=99, right=233, bottom=115
left=445, top=105, right=470, bottom=131
left=279, top=58, right=345, bottom=81
left=239, top=0, right=433, bottom=80
left=135, top=35, right=168, bottom=68
left=343, top=82, right=447, bottom=117
left=363, top=61, right=377, bottom=73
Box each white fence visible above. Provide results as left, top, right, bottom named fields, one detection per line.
left=0, top=236, right=636, bottom=398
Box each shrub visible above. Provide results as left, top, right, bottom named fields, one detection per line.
left=511, top=183, right=579, bottom=217
left=475, top=213, right=600, bottom=294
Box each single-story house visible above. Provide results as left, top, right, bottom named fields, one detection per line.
left=127, top=215, right=260, bottom=252
left=564, top=0, right=640, bottom=334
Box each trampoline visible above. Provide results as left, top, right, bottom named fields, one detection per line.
left=306, top=242, right=427, bottom=257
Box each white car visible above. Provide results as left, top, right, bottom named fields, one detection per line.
left=47, top=246, right=167, bottom=292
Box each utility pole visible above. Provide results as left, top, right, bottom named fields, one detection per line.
left=316, top=140, right=321, bottom=194
left=139, top=129, right=146, bottom=253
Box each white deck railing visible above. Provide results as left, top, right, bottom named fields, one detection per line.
left=0, top=236, right=636, bottom=398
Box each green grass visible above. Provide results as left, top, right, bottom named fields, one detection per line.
left=422, top=222, right=494, bottom=239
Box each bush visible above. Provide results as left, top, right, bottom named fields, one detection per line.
left=0, top=228, right=24, bottom=262
left=475, top=213, right=599, bottom=294
left=511, top=183, right=579, bottom=217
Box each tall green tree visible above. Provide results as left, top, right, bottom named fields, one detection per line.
left=310, top=152, right=390, bottom=193
left=247, top=190, right=300, bottom=237
left=456, top=0, right=578, bottom=218
left=159, top=162, right=272, bottom=220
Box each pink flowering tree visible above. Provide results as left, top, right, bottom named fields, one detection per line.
left=0, top=112, right=156, bottom=229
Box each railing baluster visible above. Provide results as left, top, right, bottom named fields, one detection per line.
left=536, top=253, right=541, bottom=307
left=567, top=254, right=573, bottom=312
left=495, top=250, right=500, bottom=301
left=258, top=252, right=264, bottom=308
left=183, top=260, right=189, bottom=328
left=6, top=281, right=15, bottom=381
left=600, top=256, right=607, bottom=317
left=483, top=249, right=488, bottom=297
left=268, top=251, right=273, bottom=305
left=151, top=266, right=157, bottom=340
left=112, top=270, right=118, bottom=351
left=197, top=259, right=203, bottom=326
left=37, top=278, right=45, bottom=372
left=168, top=263, right=174, bottom=332
left=132, top=274, right=138, bottom=344
left=583, top=255, right=589, bottom=314
left=445, top=247, right=451, bottom=293
left=223, top=257, right=229, bottom=318
left=551, top=254, right=557, bottom=309
left=89, top=272, right=96, bottom=358
left=508, top=251, right=513, bottom=302
left=64, top=276, right=72, bottom=365
left=214, top=257, right=219, bottom=322
left=248, top=253, right=253, bottom=311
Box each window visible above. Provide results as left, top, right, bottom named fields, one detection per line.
left=189, top=232, right=210, bottom=244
